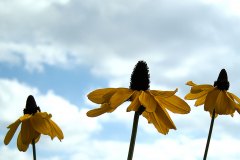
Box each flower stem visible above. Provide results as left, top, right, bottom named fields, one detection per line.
left=203, top=109, right=215, bottom=160
left=32, top=140, right=37, bottom=160
left=127, top=106, right=144, bottom=160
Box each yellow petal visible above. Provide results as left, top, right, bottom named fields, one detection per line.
left=30, top=113, right=51, bottom=135
left=49, top=119, right=64, bottom=140
left=215, top=92, right=235, bottom=115
left=142, top=111, right=150, bottom=123
left=87, top=103, right=114, bottom=117
left=149, top=88, right=178, bottom=98
left=186, top=81, right=197, bottom=86
left=87, top=88, right=116, bottom=104
left=190, top=85, right=213, bottom=94
left=156, top=95, right=190, bottom=114
left=109, top=88, right=134, bottom=109
left=4, top=119, right=21, bottom=145
left=148, top=112, right=169, bottom=134
left=185, top=89, right=211, bottom=100
left=194, top=94, right=207, bottom=106
left=139, top=91, right=157, bottom=112
left=127, top=91, right=141, bottom=112
left=229, top=92, right=240, bottom=104
left=204, top=88, right=220, bottom=113
left=17, top=132, right=29, bottom=152
left=19, top=114, right=31, bottom=121
left=34, top=134, right=41, bottom=143
left=21, top=119, right=36, bottom=144
left=154, top=106, right=176, bottom=130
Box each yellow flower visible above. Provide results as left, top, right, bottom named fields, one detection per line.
left=87, top=61, right=190, bottom=134
left=185, top=69, right=240, bottom=116
left=4, top=95, right=64, bottom=151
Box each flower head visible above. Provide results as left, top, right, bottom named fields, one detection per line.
left=4, top=95, right=64, bottom=151
left=185, top=69, right=240, bottom=116
left=87, top=61, right=190, bottom=134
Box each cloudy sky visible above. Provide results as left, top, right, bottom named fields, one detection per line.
left=1, top=0, right=240, bottom=159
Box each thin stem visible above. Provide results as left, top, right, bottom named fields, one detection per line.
left=127, top=111, right=140, bottom=160
left=203, top=109, right=216, bottom=160
left=32, top=140, right=37, bottom=160
left=127, top=105, right=145, bottom=160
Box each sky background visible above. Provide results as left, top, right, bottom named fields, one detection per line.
left=1, top=0, right=240, bottom=159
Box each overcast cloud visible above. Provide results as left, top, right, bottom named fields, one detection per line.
left=1, top=0, right=240, bottom=159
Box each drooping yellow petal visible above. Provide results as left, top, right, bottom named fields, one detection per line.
left=204, top=88, right=220, bottom=113
left=154, top=106, right=176, bottom=130
left=139, top=91, right=157, bottom=112
left=149, top=88, right=178, bottom=98
left=148, top=112, right=169, bottom=134
left=229, top=92, right=240, bottom=104
left=19, top=114, right=31, bottom=122
left=156, top=95, right=190, bottom=114
left=34, top=134, right=41, bottom=143
left=48, top=119, right=64, bottom=140
left=194, top=94, right=207, bottom=106
left=87, top=103, right=114, bottom=117
left=21, top=119, right=36, bottom=145
left=185, top=89, right=211, bottom=100
left=215, top=91, right=235, bottom=115
left=190, top=85, right=213, bottom=94
left=109, top=88, right=134, bottom=109
left=4, top=119, right=21, bottom=145
left=142, top=111, right=150, bottom=123
left=228, top=92, right=240, bottom=113
left=17, top=132, right=29, bottom=152
left=30, top=113, right=51, bottom=135
left=186, top=81, right=197, bottom=86
left=127, top=91, right=141, bottom=112
left=87, top=88, right=116, bottom=104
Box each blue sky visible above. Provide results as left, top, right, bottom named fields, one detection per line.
left=1, top=0, right=240, bottom=159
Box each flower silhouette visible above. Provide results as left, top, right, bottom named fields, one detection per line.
left=185, top=69, right=240, bottom=116
left=87, top=61, right=190, bottom=134
left=4, top=95, right=64, bottom=151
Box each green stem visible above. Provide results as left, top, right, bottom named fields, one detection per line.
left=127, top=106, right=145, bottom=160
left=32, top=140, right=37, bottom=160
left=203, top=109, right=216, bottom=160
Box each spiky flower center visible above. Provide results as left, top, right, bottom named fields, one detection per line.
left=23, top=95, right=41, bottom=114
left=129, top=60, right=150, bottom=91
left=214, top=69, right=229, bottom=90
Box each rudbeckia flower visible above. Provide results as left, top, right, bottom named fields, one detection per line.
left=87, top=61, right=190, bottom=134
left=4, top=95, right=64, bottom=152
left=185, top=69, right=240, bottom=116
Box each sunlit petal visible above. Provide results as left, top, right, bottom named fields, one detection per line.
left=139, top=91, right=157, bottom=112
left=204, top=88, right=220, bottom=113
left=49, top=119, right=64, bottom=140
left=4, top=119, right=21, bottom=145
left=21, top=120, right=35, bottom=145
left=30, top=113, right=51, bottom=135
left=87, top=103, right=114, bottom=117
left=127, top=91, right=141, bottom=112
left=149, top=88, right=178, bottom=98
left=87, top=88, right=116, bottom=104
left=190, top=85, right=213, bottom=94
left=186, top=81, right=197, bottom=86
left=185, top=89, right=212, bottom=100
left=154, top=106, right=176, bottom=130
left=109, top=88, right=134, bottom=108
left=17, top=133, right=29, bottom=152
left=148, top=112, right=169, bottom=134
left=156, top=95, right=190, bottom=114
left=194, top=94, right=207, bottom=106
left=215, top=91, right=235, bottom=115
